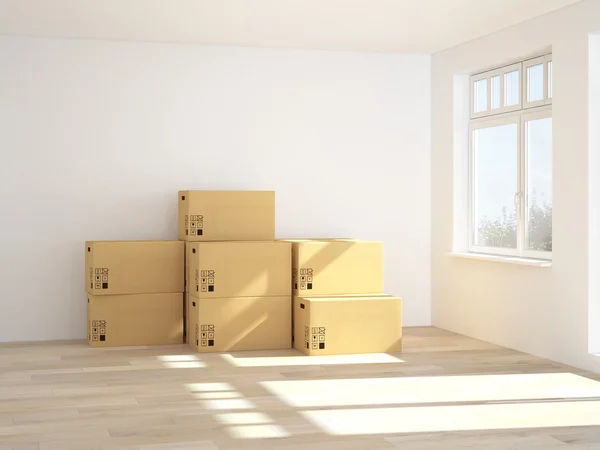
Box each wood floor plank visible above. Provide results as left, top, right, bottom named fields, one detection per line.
left=3, top=327, right=600, bottom=450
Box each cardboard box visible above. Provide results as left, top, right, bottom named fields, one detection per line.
left=188, top=241, right=291, bottom=298
left=293, top=295, right=402, bottom=356
left=188, top=295, right=291, bottom=353
left=85, top=241, right=184, bottom=296
left=178, top=190, right=275, bottom=242
left=288, top=239, right=383, bottom=296
left=291, top=293, right=393, bottom=343
left=87, top=293, right=183, bottom=347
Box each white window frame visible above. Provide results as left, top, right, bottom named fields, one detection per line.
left=523, top=54, right=553, bottom=109
left=468, top=53, right=552, bottom=261
left=520, top=108, right=553, bottom=260
left=468, top=114, right=521, bottom=257
left=470, top=62, right=522, bottom=119
left=468, top=108, right=553, bottom=260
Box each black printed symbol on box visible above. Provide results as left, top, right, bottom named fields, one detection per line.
left=102, top=269, right=109, bottom=274
left=208, top=332, right=214, bottom=338
left=92, top=328, right=98, bottom=335
left=300, top=283, right=306, bottom=290
left=312, top=335, right=318, bottom=342
left=99, top=328, right=105, bottom=334
left=185, top=221, right=188, bottom=227
left=312, top=327, right=318, bottom=334
left=208, top=285, right=214, bottom=292
left=201, top=332, right=207, bottom=339
left=201, top=340, right=207, bottom=347
left=201, top=278, right=207, bottom=285
left=208, top=325, right=215, bottom=331
left=190, top=215, right=196, bottom=221
left=185, top=215, right=189, bottom=221
left=201, top=286, right=207, bottom=292
left=318, top=327, right=325, bottom=334
left=92, top=335, right=98, bottom=341
left=201, top=270, right=207, bottom=277
left=102, top=283, right=108, bottom=289
left=208, top=278, right=214, bottom=284
left=201, top=325, right=208, bottom=331
left=306, top=269, right=314, bottom=276
left=92, top=321, right=98, bottom=327
left=95, top=268, right=101, bottom=274
left=191, top=229, right=196, bottom=236
left=312, top=343, right=318, bottom=349
left=319, top=342, right=325, bottom=349
left=300, top=269, right=307, bottom=275
left=307, top=283, right=313, bottom=290
left=198, top=230, right=203, bottom=235
left=191, top=222, right=196, bottom=228
left=197, top=215, right=204, bottom=222
left=99, top=320, right=106, bottom=326
left=102, top=275, right=108, bottom=282
left=95, top=283, right=101, bottom=289
left=319, top=335, right=325, bottom=341
left=307, top=276, right=313, bottom=282
left=95, top=275, right=101, bottom=282
left=99, top=335, right=106, bottom=342
left=207, top=270, right=215, bottom=277
left=208, top=339, right=214, bottom=347
left=300, top=276, right=306, bottom=282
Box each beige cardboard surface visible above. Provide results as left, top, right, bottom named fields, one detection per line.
left=188, top=241, right=291, bottom=298
left=291, top=293, right=393, bottom=343
left=188, top=295, right=291, bottom=353
left=288, top=239, right=384, bottom=296
left=85, top=241, right=184, bottom=296
left=178, top=190, right=275, bottom=242
left=87, top=293, right=183, bottom=348
left=293, top=295, right=402, bottom=356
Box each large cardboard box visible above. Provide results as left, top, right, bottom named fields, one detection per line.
left=293, top=295, right=402, bottom=356
left=188, top=295, right=291, bottom=353
left=87, top=293, right=183, bottom=347
left=85, top=241, right=184, bottom=296
left=288, top=239, right=383, bottom=296
left=178, top=190, right=275, bottom=242
left=291, top=294, right=393, bottom=343
left=188, top=241, right=291, bottom=298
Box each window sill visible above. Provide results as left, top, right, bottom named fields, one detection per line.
left=449, top=252, right=552, bottom=268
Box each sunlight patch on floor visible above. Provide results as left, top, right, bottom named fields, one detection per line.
left=221, top=352, right=403, bottom=367
left=261, top=373, right=600, bottom=407
left=227, top=424, right=291, bottom=439
left=301, top=400, right=600, bottom=435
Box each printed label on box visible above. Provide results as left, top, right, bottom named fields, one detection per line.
left=185, top=214, right=204, bottom=236
left=199, top=324, right=215, bottom=347
left=91, top=268, right=110, bottom=290
left=305, top=325, right=325, bottom=350
left=298, top=268, right=314, bottom=290
left=90, top=319, right=107, bottom=342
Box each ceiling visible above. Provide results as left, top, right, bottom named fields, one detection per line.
left=0, top=0, right=583, bottom=54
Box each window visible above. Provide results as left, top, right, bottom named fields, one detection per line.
left=469, top=54, right=552, bottom=259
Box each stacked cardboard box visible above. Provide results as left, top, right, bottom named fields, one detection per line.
left=287, top=239, right=402, bottom=355
left=85, top=241, right=184, bottom=347
left=179, top=191, right=292, bottom=353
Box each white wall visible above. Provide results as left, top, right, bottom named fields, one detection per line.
left=432, top=0, right=600, bottom=373
left=0, top=36, right=431, bottom=342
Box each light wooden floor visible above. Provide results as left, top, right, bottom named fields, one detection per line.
left=3, top=327, right=600, bottom=450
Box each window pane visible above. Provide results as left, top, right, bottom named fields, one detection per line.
left=474, top=79, right=487, bottom=113
left=526, top=117, right=553, bottom=252
left=473, top=124, right=518, bottom=249
left=548, top=60, right=553, bottom=98
left=527, top=63, right=544, bottom=102
left=504, top=70, right=519, bottom=106
left=491, top=75, right=501, bottom=109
